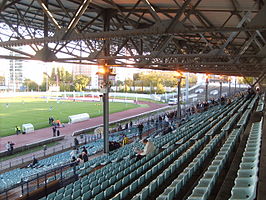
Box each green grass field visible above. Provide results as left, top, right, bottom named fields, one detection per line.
left=0, top=97, right=142, bottom=137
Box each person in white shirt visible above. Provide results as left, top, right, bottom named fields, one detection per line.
left=136, top=139, right=156, bottom=159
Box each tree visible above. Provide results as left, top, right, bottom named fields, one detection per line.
left=23, top=79, right=39, bottom=91
left=156, top=82, right=166, bottom=94
left=238, top=77, right=254, bottom=85
left=41, top=67, right=74, bottom=91
left=0, top=76, right=5, bottom=86
left=74, top=75, right=91, bottom=91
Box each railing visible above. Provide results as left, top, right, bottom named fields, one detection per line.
left=0, top=162, right=79, bottom=200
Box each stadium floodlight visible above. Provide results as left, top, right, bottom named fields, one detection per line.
left=174, top=71, right=185, bottom=120
left=228, top=76, right=232, bottom=96
left=205, top=74, right=210, bottom=102
left=96, top=63, right=116, bottom=154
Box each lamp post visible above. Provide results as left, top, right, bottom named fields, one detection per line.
left=174, top=72, right=185, bottom=120
left=205, top=74, right=210, bottom=102
left=228, top=76, right=231, bottom=97
left=234, top=77, right=237, bottom=94
left=219, top=76, right=223, bottom=104
left=97, top=64, right=116, bottom=154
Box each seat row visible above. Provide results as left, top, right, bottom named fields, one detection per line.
left=237, top=109, right=252, bottom=127
left=125, top=137, right=207, bottom=200
left=256, top=98, right=264, bottom=112
left=187, top=127, right=242, bottom=200
left=221, top=112, right=240, bottom=132
left=156, top=130, right=226, bottom=200
left=45, top=102, right=226, bottom=200
left=229, top=118, right=263, bottom=200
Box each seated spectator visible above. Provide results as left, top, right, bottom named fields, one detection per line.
left=28, top=156, right=38, bottom=168
left=81, top=152, right=88, bottom=162
left=82, top=146, right=88, bottom=154
left=122, top=135, right=129, bottom=146
left=135, top=139, right=156, bottom=160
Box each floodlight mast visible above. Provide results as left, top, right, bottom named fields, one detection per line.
left=205, top=74, right=210, bottom=102
left=97, top=63, right=116, bottom=154
left=219, top=76, right=223, bottom=104
left=174, top=72, right=185, bottom=120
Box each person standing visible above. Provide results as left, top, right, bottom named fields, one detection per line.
left=6, top=141, right=15, bottom=154
left=74, top=138, right=79, bottom=149
left=15, top=126, right=21, bottom=135
left=52, top=126, right=56, bottom=137
left=137, top=123, right=144, bottom=139
left=56, top=129, right=60, bottom=136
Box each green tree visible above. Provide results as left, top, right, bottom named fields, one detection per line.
left=156, top=82, right=166, bottom=94
left=74, top=75, right=91, bottom=91
left=0, top=76, right=5, bottom=86
left=23, top=79, right=39, bottom=91
left=238, top=77, right=254, bottom=85
left=43, top=67, right=74, bottom=91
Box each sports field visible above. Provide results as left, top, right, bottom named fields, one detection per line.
left=0, top=97, right=142, bottom=137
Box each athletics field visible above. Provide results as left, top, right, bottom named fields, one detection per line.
left=0, top=97, right=141, bottom=137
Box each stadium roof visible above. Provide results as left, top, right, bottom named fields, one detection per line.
left=0, top=0, right=266, bottom=77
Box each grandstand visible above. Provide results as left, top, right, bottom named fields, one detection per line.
left=1, top=1, right=266, bottom=200
left=0, top=92, right=265, bottom=200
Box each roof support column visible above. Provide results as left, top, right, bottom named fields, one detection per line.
left=103, top=9, right=111, bottom=154
left=43, top=0, right=48, bottom=47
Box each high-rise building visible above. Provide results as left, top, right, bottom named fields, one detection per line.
left=8, top=51, right=24, bottom=92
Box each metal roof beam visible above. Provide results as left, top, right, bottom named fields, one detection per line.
left=37, top=0, right=62, bottom=29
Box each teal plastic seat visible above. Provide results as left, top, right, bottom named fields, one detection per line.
left=101, top=180, right=109, bottom=190
left=120, top=186, right=129, bottom=199
left=81, top=185, right=90, bottom=194
left=104, top=186, right=114, bottom=199
left=167, top=188, right=175, bottom=200
left=140, top=187, right=149, bottom=199
left=47, top=192, right=56, bottom=200
left=189, top=187, right=208, bottom=199
left=94, top=191, right=104, bottom=200
left=111, top=194, right=120, bottom=200
left=72, top=189, right=81, bottom=199
left=62, top=195, right=72, bottom=200
left=114, top=179, right=122, bottom=192
left=237, top=169, right=258, bottom=178
left=130, top=180, right=138, bottom=193
left=148, top=181, right=157, bottom=194
left=92, top=185, right=101, bottom=196
left=82, top=191, right=91, bottom=200
left=54, top=194, right=63, bottom=200
left=64, top=189, right=72, bottom=197
left=90, top=180, right=98, bottom=189
left=230, top=187, right=256, bottom=200
left=122, top=175, right=130, bottom=185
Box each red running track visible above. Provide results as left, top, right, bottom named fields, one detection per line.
left=0, top=101, right=167, bottom=151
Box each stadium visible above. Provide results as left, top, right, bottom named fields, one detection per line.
left=0, top=0, right=266, bottom=200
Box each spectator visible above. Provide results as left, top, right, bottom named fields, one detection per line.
left=74, top=138, right=79, bottom=149
left=56, top=129, right=60, bottom=136
left=137, top=123, right=144, bottom=139
left=6, top=141, right=15, bottom=154
left=135, top=139, right=156, bottom=160
left=15, top=126, right=21, bottom=135
left=70, top=147, right=78, bottom=158
left=82, top=146, right=88, bottom=154
left=122, top=135, right=129, bottom=146
left=28, top=156, right=38, bottom=168
left=52, top=126, right=56, bottom=137
left=81, top=152, right=88, bottom=162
